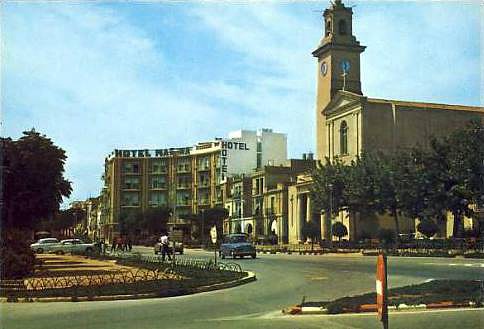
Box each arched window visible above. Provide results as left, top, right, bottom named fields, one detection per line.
left=325, top=20, right=331, bottom=37
left=340, top=121, right=348, bottom=155
left=339, top=19, right=347, bottom=35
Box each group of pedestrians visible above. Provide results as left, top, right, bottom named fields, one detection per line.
left=111, top=236, right=132, bottom=252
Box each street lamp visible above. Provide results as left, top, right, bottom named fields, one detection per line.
left=328, top=183, right=333, bottom=248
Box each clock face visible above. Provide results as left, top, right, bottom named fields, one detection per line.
left=320, top=61, right=328, bottom=76
left=340, top=59, right=351, bottom=73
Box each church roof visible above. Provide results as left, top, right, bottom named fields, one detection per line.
left=367, top=97, right=484, bottom=114
left=326, top=90, right=483, bottom=115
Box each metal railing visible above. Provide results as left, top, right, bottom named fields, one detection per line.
left=1, top=254, right=244, bottom=300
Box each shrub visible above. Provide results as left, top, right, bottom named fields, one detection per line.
left=0, top=231, right=36, bottom=279
left=378, top=228, right=396, bottom=246
left=332, top=222, right=348, bottom=241
left=417, top=219, right=439, bottom=239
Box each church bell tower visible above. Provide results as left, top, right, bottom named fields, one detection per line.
left=313, top=0, right=365, bottom=161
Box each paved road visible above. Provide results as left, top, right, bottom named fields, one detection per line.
left=2, top=249, right=482, bottom=329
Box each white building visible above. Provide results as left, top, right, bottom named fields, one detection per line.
left=219, top=128, right=287, bottom=181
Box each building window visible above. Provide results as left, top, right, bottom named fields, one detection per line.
left=177, top=159, right=191, bottom=172
left=339, top=19, right=347, bottom=35
left=177, top=175, right=191, bottom=189
left=123, top=176, right=140, bottom=190
left=177, top=191, right=191, bottom=205
left=121, top=192, right=139, bottom=207
left=326, top=20, right=331, bottom=37
left=198, top=190, right=209, bottom=205
left=340, top=121, right=348, bottom=155
left=151, top=176, right=166, bottom=189
left=123, top=162, right=140, bottom=174
left=197, top=157, right=210, bottom=171
left=149, top=191, right=167, bottom=207
left=151, top=160, right=167, bottom=173
left=198, top=173, right=210, bottom=187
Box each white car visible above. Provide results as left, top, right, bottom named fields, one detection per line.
left=30, top=238, right=60, bottom=253
left=51, top=239, right=96, bottom=255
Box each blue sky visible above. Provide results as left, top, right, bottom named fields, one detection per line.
left=2, top=1, right=481, bottom=206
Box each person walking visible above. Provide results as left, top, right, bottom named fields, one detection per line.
left=111, top=237, right=117, bottom=253
left=127, top=237, right=132, bottom=252
left=160, top=232, right=172, bottom=262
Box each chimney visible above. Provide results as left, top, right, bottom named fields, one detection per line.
left=302, top=153, right=307, bottom=160
left=307, top=153, right=314, bottom=160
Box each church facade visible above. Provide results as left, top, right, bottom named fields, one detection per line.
left=288, top=0, right=483, bottom=243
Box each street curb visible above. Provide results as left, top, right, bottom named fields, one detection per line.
left=283, top=301, right=481, bottom=315
left=0, top=271, right=256, bottom=303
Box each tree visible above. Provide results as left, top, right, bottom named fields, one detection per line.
left=332, top=222, right=348, bottom=241
left=311, top=158, right=349, bottom=242
left=301, top=219, right=320, bottom=250
left=2, top=129, right=72, bottom=231
left=1, top=129, right=71, bottom=279
left=425, top=119, right=484, bottom=238
left=142, top=207, right=171, bottom=234
left=417, top=219, right=439, bottom=239
left=118, top=209, right=143, bottom=235
left=202, top=207, right=228, bottom=244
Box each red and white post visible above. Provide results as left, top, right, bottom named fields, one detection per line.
left=376, top=253, right=389, bottom=329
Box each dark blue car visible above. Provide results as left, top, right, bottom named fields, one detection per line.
left=219, top=234, right=256, bottom=259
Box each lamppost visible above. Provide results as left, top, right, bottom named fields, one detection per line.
left=328, top=183, right=333, bottom=248
left=200, top=209, right=205, bottom=248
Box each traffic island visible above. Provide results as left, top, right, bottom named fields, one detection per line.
left=282, top=280, right=483, bottom=315
left=0, top=253, right=255, bottom=302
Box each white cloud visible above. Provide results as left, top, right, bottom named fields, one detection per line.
left=2, top=1, right=480, bottom=205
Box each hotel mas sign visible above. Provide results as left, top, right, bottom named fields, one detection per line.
left=114, top=148, right=191, bottom=158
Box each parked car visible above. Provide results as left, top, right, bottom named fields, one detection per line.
left=154, top=240, right=184, bottom=255
left=219, top=234, right=256, bottom=259
left=30, top=238, right=60, bottom=253
left=51, top=239, right=96, bottom=255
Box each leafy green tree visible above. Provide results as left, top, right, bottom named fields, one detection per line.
left=332, top=222, right=348, bottom=241
left=201, top=207, right=228, bottom=244
left=2, top=129, right=72, bottom=230
left=417, top=219, right=439, bottom=239
left=426, top=119, right=483, bottom=238
left=378, top=228, right=396, bottom=247
left=301, top=219, right=320, bottom=250
left=142, top=207, right=171, bottom=234
left=311, top=158, right=348, bottom=221
left=1, top=129, right=71, bottom=279
left=343, top=153, right=382, bottom=230
left=118, top=209, right=143, bottom=235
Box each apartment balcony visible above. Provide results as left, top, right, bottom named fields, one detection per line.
left=120, top=203, right=140, bottom=208
left=150, top=186, right=168, bottom=190
left=177, top=185, right=191, bottom=190
left=150, top=169, right=168, bottom=175
left=176, top=166, right=191, bottom=173
left=148, top=201, right=168, bottom=207
left=122, top=185, right=141, bottom=191
left=122, top=170, right=141, bottom=175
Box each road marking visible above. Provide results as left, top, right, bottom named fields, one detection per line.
left=424, top=262, right=483, bottom=268
left=204, top=307, right=483, bottom=322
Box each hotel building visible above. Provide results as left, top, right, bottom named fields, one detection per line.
left=101, top=129, right=286, bottom=242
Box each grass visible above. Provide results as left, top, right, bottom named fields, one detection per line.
left=302, top=280, right=483, bottom=314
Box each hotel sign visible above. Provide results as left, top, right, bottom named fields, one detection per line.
left=220, top=141, right=250, bottom=181
left=114, top=148, right=191, bottom=158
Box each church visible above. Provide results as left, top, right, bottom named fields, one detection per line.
left=287, top=0, right=483, bottom=243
